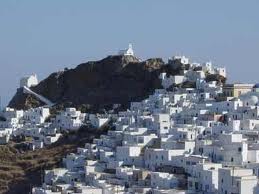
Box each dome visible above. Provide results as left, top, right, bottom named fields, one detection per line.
left=249, top=95, right=258, bottom=103
left=246, top=95, right=258, bottom=105
left=253, top=83, right=259, bottom=88
left=240, top=94, right=259, bottom=106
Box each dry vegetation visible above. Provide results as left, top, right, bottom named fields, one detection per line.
left=0, top=125, right=110, bottom=194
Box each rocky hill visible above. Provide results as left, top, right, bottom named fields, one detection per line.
left=9, top=55, right=165, bottom=112
left=9, top=55, right=226, bottom=112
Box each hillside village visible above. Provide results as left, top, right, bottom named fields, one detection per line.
left=2, top=47, right=259, bottom=194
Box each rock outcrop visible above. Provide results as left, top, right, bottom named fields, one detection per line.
left=9, top=55, right=165, bottom=112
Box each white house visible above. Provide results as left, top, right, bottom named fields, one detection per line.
left=54, top=108, right=86, bottom=131
left=218, top=167, right=259, bottom=194
left=116, top=146, right=143, bottom=166
left=23, top=107, right=50, bottom=124
left=20, top=74, right=38, bottom=88
left=150, top=172, right=179, bottom=189
left=188, top=162, right=222, bottom=193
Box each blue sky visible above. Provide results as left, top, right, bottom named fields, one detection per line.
left=0, top=0, right=259, bottom=106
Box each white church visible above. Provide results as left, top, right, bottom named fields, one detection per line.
left=118, top=43, right=134, bottom=56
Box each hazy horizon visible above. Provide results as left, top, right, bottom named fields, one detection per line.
left=1, top=0, right=259, bottom=106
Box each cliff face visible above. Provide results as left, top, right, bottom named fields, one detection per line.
left=9, top=55, right=165, bottom=111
